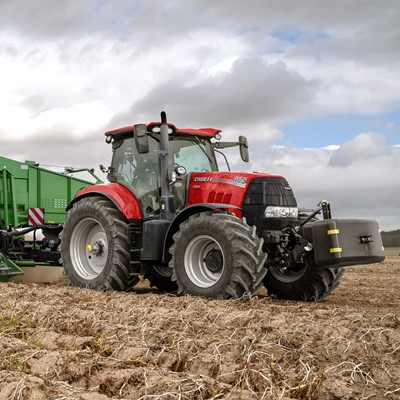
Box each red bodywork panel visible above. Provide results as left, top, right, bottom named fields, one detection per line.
left=74, top=183, right=142, bottom=220
left=187, top=171, right=284, bottom=217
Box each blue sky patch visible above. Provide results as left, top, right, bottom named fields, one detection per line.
left=278, top=112, right=400, bottom=147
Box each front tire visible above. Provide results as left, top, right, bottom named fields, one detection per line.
left=61, top=196, right=139, bottom=291
left=264, top=257, right=344, bottom=301
left=169, top=212, right=267, bottom=299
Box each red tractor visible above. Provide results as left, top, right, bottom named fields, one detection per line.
left=61, top=112, right=384, bottom=300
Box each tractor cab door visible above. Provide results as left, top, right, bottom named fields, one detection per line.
left=110, top=137, right=160, bottom=218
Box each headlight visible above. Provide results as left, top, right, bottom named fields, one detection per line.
left=265, top=206, right=298, bottom=218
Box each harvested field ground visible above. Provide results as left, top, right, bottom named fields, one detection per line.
left=1, top=257, right=399, bottom=400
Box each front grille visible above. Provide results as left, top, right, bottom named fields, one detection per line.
left=243, top=177, right=297, bottom=207
left=242, top=177, right=298, bottom=231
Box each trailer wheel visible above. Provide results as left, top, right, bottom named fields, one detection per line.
left=264, top=259, right=344, bottom=301
left=144, top=265, right=178, bottom=292
left=61, top=196, right=139, bottom=291
left=169, top=212, right=267, bottom=299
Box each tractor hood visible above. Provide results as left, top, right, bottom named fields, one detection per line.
left=187, top=171, right=295, bottom=208
left=186, top=171, right=298, bottom=229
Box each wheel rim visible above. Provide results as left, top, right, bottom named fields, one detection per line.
left=184, top=235, right=224, bottom=288
left=269, top=263, right=307, bottom=283
left=70, top=217, right=108, bottom=280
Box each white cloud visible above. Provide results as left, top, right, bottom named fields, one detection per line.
left=2, top=101, right=113, bottom=141
left=249, top=137, right=400, bottom=230
left=114, top=58, right=316, bottom=131
left=329, top=133, right=388, bottom=167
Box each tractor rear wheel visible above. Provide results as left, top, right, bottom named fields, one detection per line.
left=264, top=258, right=344, bottom=301
left=61, top=196, right=139, bottom=291
left=169, top=212, right=267, bottom=299
left=144, top=265, right=178, bottom=292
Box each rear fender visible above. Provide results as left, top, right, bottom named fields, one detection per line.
left=67, top=183, right=142, bottom=220
left=161, top=203, right=241, bottom=263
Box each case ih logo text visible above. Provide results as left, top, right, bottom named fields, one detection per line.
left=193, top=176, right=248, bottom=188
left=194, top=177, right=211, bottom=182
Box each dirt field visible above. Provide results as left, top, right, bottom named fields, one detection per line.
left=1, top=257, right=399, bottom=400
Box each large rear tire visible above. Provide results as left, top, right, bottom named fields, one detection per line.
left=264, top=258, right=344, bottom=301
left=169, top=212, right=267, bottom=299
left=61, top=196, right=139, bottom=291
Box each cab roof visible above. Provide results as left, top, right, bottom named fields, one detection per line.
left=105, top=122, right=221, bottom=139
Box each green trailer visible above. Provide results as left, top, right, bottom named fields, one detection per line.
left=0, top=155, right=100, bottom=282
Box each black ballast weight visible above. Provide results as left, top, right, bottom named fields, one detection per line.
left=301, top=219, right=384, bottom=268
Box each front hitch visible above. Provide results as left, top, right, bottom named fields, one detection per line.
left=299, top=200, right=332, bottom=228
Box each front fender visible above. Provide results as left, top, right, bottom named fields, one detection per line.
left=67, top=183, right=142, bottom=220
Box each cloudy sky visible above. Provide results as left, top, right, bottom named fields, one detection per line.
left=1, top=0, right=399, bottom=230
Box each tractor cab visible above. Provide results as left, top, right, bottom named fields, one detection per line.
left=105, top=122, right=237, bottom=218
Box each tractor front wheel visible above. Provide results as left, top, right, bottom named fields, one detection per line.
left=169, top=212, right=267, bottom=299
left=61, top=196, right=139, bottom=291
left=264, top=257, right=344, bottom=301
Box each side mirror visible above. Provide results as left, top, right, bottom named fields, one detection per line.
left=134, top=124, right=149, bottom=154
left=239, top=135, right=249, bottom=162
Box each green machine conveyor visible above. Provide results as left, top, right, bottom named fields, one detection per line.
left=0, top=155, right=101, bottom=281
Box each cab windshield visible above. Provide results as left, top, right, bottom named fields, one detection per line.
left=169, top=136, right=218, bottom=173
left=111, top=135, right=217, bottom=217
